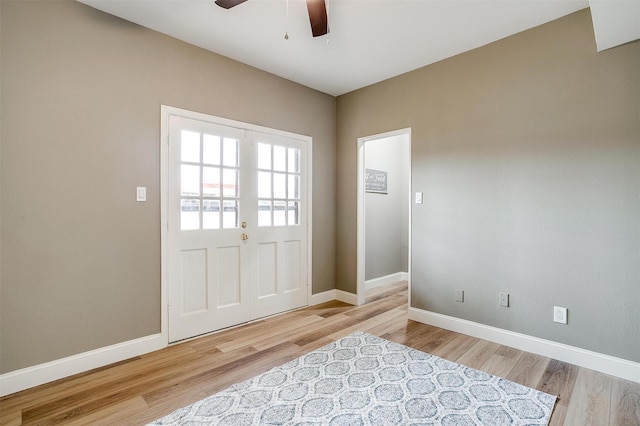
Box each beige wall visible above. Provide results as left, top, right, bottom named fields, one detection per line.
left=0, top=0, right=336, bottom=373
left=336, top=9, right=640, bottom=362
left=2, top=0, right=638, bottom=376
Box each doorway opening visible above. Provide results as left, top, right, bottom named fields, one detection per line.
left=357, top=129, right=411, bottom=306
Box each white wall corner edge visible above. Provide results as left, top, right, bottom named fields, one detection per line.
left=408, top=307, right=640, bottom=384
left=0, top=333, right=166, bottom=397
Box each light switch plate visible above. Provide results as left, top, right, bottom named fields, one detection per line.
left=415, top=192, right=423, bottom=204
left=136, top=186, right=147, bottom=202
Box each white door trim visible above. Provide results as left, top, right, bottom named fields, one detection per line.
left=161, top=105, right=313, bottom=344
left=357, top=128, right=411, bottom=306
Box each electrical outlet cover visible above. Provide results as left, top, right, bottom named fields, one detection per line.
left=499, top=292, right=509, bottom=307
left=554, top=306, right=568, bottom=324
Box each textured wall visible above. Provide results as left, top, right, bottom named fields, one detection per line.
left=0, top=0, right=336, bottom=373
left=336, top=9, right=640, bottom=362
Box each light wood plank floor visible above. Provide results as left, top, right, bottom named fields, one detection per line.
left=1, top=281, right=638, bottom=425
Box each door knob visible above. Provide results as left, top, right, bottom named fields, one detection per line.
left=241, top=233, right=249, bottom=241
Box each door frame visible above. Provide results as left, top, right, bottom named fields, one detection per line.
left=356, top=128, right=411, bottom=306
left=160, top=105, right=313, bottom=344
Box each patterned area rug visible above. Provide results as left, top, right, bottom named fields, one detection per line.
left=148, top=332, right=556, bottom=425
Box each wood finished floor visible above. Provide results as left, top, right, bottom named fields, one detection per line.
left=1, top=281, right=639, bottom=425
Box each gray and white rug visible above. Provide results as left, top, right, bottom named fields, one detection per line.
left=148, top=331, right=556, bottom=425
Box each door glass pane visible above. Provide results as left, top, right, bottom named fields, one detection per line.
left=181, top=130, right=200, bottom=163
left=258, top=200, right=272, bottom=227
left=223, top=200, right=238, bottom=229
left=255, top=142, right=303, bottom=228
left=258, top=171, right=271, bottom=198
left=258, top=143, right=271, bottom=170
left=181, top=165, right=200, bottom=196
left=203, top=200, right=220, bottom=229
left=274, top=201, right=286, bottom=226
left=288, top=148, right=299, bottom=172
left=181, top=199, right=200, bottom=230
left=273, top=173, right=286, bottom=199
left=203, top=134, right=221, bottom=165
left=223, top=168, right=238, bottom=197
left=273, top=145, right=286, bottom=172
left=223, top=138, right=238, bottom=167
left=288, top=175, right=299, bottom=199
left=202, top=167, right=220, bottom=197
left=288, top=201, right=299, bottom=225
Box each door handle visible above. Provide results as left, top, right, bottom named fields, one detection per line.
left=241, top=233, right=249, bottom=241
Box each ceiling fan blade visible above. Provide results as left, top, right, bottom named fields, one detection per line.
left=215, top=0, right=248, bottom=9
left=306, top=0, right=328, bottom=37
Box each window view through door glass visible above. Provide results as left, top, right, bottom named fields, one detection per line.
left=257, top=142, right=301, bottom=227
left=180, top=130, right=239, bottom=230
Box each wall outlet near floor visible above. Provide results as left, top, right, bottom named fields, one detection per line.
left=455, top=289, right=464, bottom=302
left=554, top=306, right=568, bottom=324
left=499, top=292, right=509, bottom=307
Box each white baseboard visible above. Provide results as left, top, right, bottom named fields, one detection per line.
left=365, top=272, right=409, bottom=290
left=310, top=289, right=360, bottom=306
left=309, top=289, right=338, bottom=306
left=335, top=289, right=360, bottom=305
left=12, top=300, right=634, bottom=398
left=1, top=288, right=358, bottom=398
left=1, top=289, right=358, bottom=397
left=0, top=333, right=166, bottom=397
left=408, top=307, right=640, bottom=384
left=311, top=274, right=408, bottom=307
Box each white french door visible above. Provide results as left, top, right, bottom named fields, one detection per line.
left=250, top=131, right=308, bottom=320
left=165, top=111, right=309, bottom=343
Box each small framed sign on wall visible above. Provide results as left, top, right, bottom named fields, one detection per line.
left=365, top=169, right=388, bottom=194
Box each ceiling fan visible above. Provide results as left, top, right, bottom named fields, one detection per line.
left=214, top=0, right=328, bottom=37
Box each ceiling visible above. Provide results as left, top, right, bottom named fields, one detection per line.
left=79, top=0, right=589, bottom=96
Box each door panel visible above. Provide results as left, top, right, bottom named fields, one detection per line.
left=215, top=245, right=242, bottom=307
left=181, top=249, right=207, bottom=313
left=258, top=242, right=277, bottom=297
left=284, top=240, right=302, bottom=292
